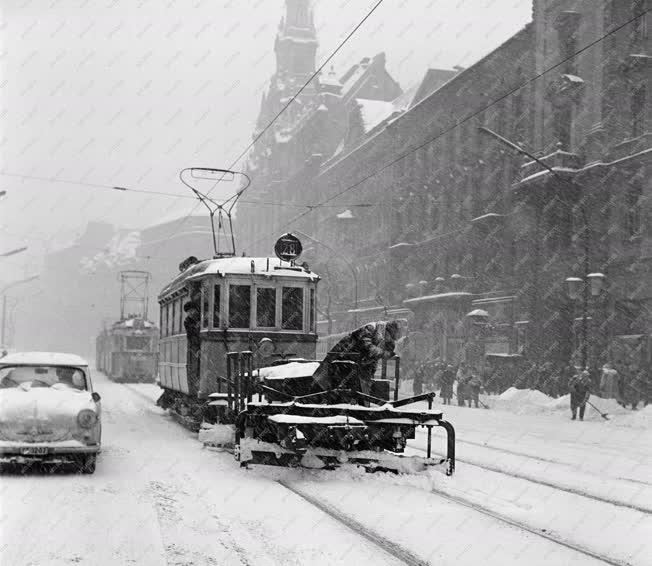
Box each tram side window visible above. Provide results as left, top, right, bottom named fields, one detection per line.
left=213, top=285, right=221, bottom=328
left=201, top=285, right=210, bottom=329
left=281, top=287, right=303, bottom=330
left=256, top=288, right=276, bottom=327
left=161, top=305, right=168, bottom=338
left=126, top=336, right=149, bottom=350
left=229, top=285, right=251, bottom=328
left=171, top=301, right=177, bottom=336
left=309, top=288, right=316, bottom=332
left=167, top=303, right=173, bottom=337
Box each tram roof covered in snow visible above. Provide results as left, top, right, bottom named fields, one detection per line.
left=159, top=256, right=319, bottom=298
left=112, top=317, right=156, bottom=329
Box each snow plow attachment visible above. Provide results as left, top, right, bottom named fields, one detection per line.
left=223, top=321, right=456, bottom=475
left=223, top=351, right=455, bottom=475
left=235, top=392, right=455, bottom=475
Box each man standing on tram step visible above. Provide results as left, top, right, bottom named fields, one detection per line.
left=184, top=300, right=201, bottom=393
left=569, top=369, right=591, bottom=421
left=440, top=364, right=455, bottom=405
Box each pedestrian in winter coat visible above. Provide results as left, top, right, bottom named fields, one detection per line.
left=643, top=369, right=652, bottom=407
left=569, top=370, right=591, bottom=421
left=456, top=363, right=470, bottom=406
left=600, top=363, right=620, bottom=401
left=625, top=369, right=646, bottom=410
left=440, top=365, right=455, bottom=405
left=412, top=363, right=425, bottom=397
left=467, top=371, right=482, bottom=408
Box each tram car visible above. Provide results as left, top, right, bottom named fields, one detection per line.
left=96, top=317, right=159, bottom=382
left=156, top=168, right=455, bottom=474
left=156, top=253, right=320, bottom=420
left=156, top=249, right=455, bottom=475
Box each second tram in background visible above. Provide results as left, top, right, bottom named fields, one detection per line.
left=96, top=271, right=159, bottom=383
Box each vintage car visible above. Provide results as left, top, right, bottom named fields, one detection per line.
left=0, top=352, right=101, bottom=473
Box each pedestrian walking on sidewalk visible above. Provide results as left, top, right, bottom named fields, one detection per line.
left=600, top=363, right=620, bottom=402
left=440, top=364, right=455, bottom=405
left=467, top=370, right=482, bottom=408
left=569, top=369, right=591, bottom=421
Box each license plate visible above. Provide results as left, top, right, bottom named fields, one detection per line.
left=22, top=447, right=49, bottom=456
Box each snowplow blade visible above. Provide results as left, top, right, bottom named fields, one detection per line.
left=235, top=398, right=455, bottom=476
left=236, top=438, right=452, bottom=474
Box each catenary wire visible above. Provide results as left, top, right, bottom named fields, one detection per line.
left=146, top=0, right=387, bottom=260
left=246, top=6, right=651, bottom=250
left=0, top=171, right=386, bottom=209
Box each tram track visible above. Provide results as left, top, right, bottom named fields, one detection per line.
left=411, top=444, right=652, bottom=515
left=277, top=479, right=430, bottom=566
left=435, top=435, right=652, bottom=488
left=278, top=478, right=633, bottom=566
left=427, top=485, right=634, bottom=566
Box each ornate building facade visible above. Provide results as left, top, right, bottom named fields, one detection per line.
left=238, top=0, right=651, bottom=375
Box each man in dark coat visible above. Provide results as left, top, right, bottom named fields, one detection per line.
left=412, top=362, right=425, bottom=397
left=569, top=370, right=591, bottom=421
left=440, top=364, right=455, bottom=405
left=312, top=320, right=400, bottom=395
left=467, top=370, right=483, bottom=408
left=626, top=369, right=646, bottom=410
left=184, top=300, right=201, bottom=392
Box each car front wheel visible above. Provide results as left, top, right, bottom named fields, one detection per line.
left=77, top=454, right=96, bottom=474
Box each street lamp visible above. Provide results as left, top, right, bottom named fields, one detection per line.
left=1, top=275, right=39, bottom=347
left=565, top=272, right=606, bottom=368
left=291, top=229, right=359, bottom=323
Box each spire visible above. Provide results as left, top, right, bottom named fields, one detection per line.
left=279, top=0, right=315, bottom=36
left=275, top=0, right=317, bottom=76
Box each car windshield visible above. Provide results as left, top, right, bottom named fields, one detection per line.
left=0, top=365, right=88, bottom=391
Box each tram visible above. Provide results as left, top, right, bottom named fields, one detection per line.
left=155, top=167, right=455, bottom=475
left=156, top=253, right=319, bottom=422
left=95, top=271, right=159, bottom=382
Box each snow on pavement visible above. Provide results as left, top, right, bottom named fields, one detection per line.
left=0, top=373, right=403, bottom=566
left=4, top=374, right=651, bottom=565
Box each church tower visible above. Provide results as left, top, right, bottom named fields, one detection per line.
left=275, top=0, right=318, bottom=77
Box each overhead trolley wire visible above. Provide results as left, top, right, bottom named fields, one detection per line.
left=247, top=6, right=652, bottom=249
left=145, top=0, right=386, bottom=260
left=0, top=171, right=387, bottom=210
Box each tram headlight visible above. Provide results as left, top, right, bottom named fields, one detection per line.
left=77, top=409, right=98, bottom=429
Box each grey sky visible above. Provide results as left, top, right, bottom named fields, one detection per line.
left=1, top=0, right=531, bottom=282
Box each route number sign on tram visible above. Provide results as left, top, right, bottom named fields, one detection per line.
left=274, top=233, right=303, bottom=262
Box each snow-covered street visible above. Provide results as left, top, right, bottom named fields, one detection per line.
left=1, top=371, right=651, bottom=566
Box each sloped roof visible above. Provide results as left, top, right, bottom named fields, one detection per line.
left=411, top=68, right=459, bottom=107
left=357, top=99, right=395, bottom=133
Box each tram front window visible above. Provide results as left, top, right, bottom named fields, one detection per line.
left=126, top=336, right=150, bottom=350
left=256, top=288, right=276, bottom=327
left=282, top=287, right=303, bottom=330
left=229, top=285, right=251, bottom=328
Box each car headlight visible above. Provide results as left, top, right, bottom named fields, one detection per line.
left=77, top=409, right=98, bottom=429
